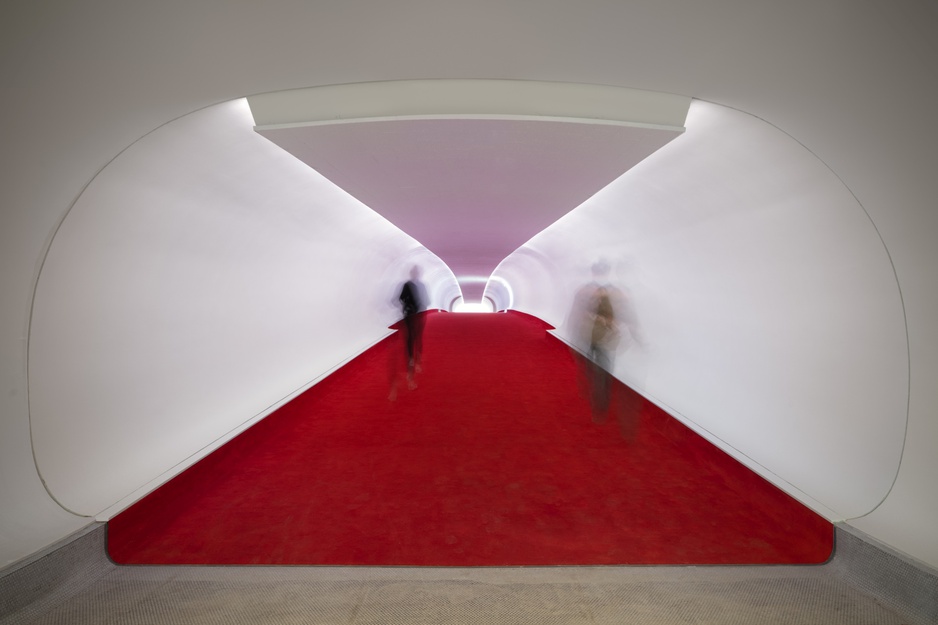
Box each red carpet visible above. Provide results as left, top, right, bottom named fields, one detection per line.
left=108, top=311, right=832, bottom=566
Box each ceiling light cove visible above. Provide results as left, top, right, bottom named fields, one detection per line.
left=248, top=81, right=689, bottom=304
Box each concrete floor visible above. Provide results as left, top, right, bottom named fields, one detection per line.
left=1, top=525, right=928, bottom=625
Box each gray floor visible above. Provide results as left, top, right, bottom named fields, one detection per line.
left=1, top=525, right=932, bottom=625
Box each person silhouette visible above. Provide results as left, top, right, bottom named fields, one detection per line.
left=567, top=261, right=642, bottom=439
left=389, top=266, right=428, bottom=399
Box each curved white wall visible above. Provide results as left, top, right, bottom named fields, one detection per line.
left=494, top=100, right=908, bottom=520
left=28, top=100, right=451, bottom=517
left=2, top=0, right=938, bottom=572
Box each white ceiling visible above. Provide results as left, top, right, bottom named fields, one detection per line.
left=250, top=81, right=688, bottom=302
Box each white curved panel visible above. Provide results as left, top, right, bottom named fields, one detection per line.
left=495, top=100, right=908, bottom=519
left=28, top=100, right=451, bottom=515
left=248, top=80, right=691, bottom=128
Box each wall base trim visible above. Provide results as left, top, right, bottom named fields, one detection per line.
left=833, top=524, right=937, bottom=625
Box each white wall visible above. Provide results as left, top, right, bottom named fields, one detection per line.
left=27, top=100, right=452, bottom=519
left=493, top=100, right=908, bottom=520
left=2, top=0, right=938, bottom=572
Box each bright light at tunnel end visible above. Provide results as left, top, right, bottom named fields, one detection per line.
left=453, top=301, right=495, bottom=313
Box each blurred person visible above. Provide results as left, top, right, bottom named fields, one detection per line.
left=567, top=260, right=642, bottom=439
left=389, top=266, right=428, bottom=399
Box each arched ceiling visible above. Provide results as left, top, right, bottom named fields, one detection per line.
left=248, top=81, right=689, bottom=302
